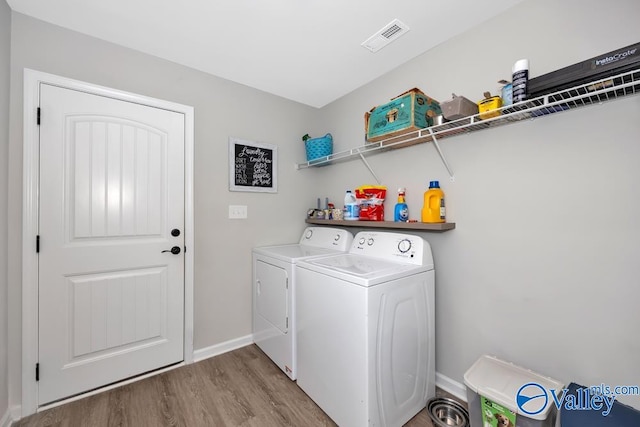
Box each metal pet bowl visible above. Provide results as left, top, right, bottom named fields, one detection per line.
left=427, top=397, right=470, bottom=427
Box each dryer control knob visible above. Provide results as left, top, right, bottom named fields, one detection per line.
left=305, top=229, right=313, bottom=239
left=367, top=238, right=374, bottom=246
left=359, top=237, right=366, bottom=245
left=398, top=239, right=412, bottom=253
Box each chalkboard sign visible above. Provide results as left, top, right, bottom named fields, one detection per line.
left=229, top=137, right=278, bottom=193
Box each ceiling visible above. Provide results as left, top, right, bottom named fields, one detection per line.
left=7, top=0, right=526, bottom=108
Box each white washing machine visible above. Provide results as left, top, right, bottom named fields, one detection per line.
left=252, top=227, right=353, bottom=380
left=295, top=231, right=435, bottom=427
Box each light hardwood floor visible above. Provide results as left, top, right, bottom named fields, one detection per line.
left=17, top=344, right=462, bottom=426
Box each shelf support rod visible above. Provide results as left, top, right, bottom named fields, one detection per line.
left=358, top=153, right=381, bottom=184
left=428, top=128, right=455, bottom=181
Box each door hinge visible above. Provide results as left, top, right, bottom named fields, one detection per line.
left=35, top=363, right=39, bottom=381
left=286, top=278, right=289, bottom=289
left=36, top=235, right=40, bottom=253
left=286, top=317, right=289, bottom=329
left=37, top=107, right=41, bottom=125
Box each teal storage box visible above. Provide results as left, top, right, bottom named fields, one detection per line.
left=365, top=88, right=441, bottom=146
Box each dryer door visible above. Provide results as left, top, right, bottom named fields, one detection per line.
left=255, top=260, right=289, bottom=333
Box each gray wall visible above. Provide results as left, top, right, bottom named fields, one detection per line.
left=314, top=0, right=640, bottom=408
left=7, top=12, right=317, bottom=409
left=5, top=0, right=640, bottom=414
left=0, top=0, right=10, bottom=421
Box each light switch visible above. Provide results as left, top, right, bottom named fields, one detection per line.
left=229, top=205, right=248, bottom=219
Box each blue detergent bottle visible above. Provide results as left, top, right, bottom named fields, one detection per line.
left=394, top=188, right=409, bottom=222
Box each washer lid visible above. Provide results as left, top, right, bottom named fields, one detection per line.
left=298, top=253, right=428, bottom=287
left=253, top=244, right=342, bottom=262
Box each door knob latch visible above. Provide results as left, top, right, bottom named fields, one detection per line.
left=162, top=246, right=181, bottom=255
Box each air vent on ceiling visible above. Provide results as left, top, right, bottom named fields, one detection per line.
left=361, top=19, right=410, bottom=53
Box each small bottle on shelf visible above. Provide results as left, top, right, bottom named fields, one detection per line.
left=394, top=188, right=409, bottom=222
left=512, top=59, right=529, bottom=104
left=343, top=190, right=360, bottom=221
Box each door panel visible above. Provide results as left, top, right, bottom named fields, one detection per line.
left=70, top=118, right=165, bottom=239
left=255, top=260, right=288, bottom=334
left=68, top=267, right=167, bottom=362
left=38, top=83, right=185, bottom=405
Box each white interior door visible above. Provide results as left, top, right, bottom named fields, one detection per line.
left=37, top=83, right=185, bottom=405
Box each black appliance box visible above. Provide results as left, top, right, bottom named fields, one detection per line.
left=528, top=42, right=640, bottom=98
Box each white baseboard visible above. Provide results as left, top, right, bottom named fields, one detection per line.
left=192, top=334, right=254, bottom=363
left=436, top=372, right=468, bottom=402
left=1, top=405, right=20, bottom=427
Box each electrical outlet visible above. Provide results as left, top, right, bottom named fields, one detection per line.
left=229, top=205, right=248, bottom=219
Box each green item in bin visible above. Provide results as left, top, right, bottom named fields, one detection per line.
left=481, top=396, right=516, bottom=427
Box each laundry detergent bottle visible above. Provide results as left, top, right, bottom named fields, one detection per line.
left=394, top=188, right=409, bottom=222
left=421, top=181, right=446, bottom=223
left=343, top=190, right=360, bottom=221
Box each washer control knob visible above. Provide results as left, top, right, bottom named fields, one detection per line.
left=398, top=239, right=412, bottom=253
left=359, top=237, right=366, bottom=245
left=334, top=234, right=341, bottom=241
left=367, top=238, right=374, bottom=246
left=305, top=229, right=313, bottom=239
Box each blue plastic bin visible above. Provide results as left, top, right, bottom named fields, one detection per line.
left=305, top=133, right=332, bottom=162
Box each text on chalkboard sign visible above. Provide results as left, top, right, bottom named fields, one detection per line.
left=229, top=138, right=278, bottom=193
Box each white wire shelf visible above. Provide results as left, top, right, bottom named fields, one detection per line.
left=296, top=68, right=640, bottom=173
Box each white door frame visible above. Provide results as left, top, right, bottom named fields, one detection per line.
left=22, top=68, right=195, bottom=416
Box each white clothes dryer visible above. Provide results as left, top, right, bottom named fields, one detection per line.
left=295, top=231, right=435, bottom=427
left=252, top=227, right=353, bottom=380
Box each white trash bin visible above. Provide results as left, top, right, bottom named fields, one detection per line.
left=464, top=355, right=564, bottom=427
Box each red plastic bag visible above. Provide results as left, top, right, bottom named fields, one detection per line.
left=355, top=185, right=387, bottom=221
